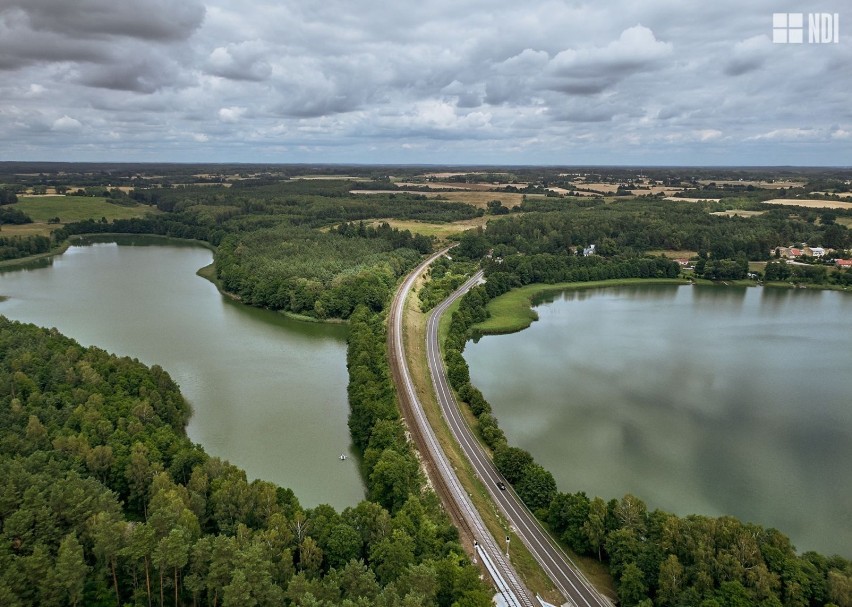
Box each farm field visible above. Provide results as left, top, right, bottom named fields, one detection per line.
left=12, top=196, right=154, bottom=223
left=646, top=249, right=698, bottom=259
left=763, top=198, right=852, bottom=209
left=364, top=215, right=502, bottom=239
left=665, top=196, right=722, bottom=202
left=698, top=180, right=806, bottom=189
left=351, top=188, right=545, bottom=209
left=0, top=223, right=55, bottom=237
left=710, top=210, right=766, bottom=217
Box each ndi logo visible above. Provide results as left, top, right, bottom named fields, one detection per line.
left=773, top=13, right=840, bottom=43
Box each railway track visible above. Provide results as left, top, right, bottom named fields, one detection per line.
left=387, top=249, right=535, bottom=607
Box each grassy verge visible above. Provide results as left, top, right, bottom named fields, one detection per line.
left=402, top=277, right=564, bottom=604
left=475, top=278, right=690, bottom=335
left=437, top=298, right=460, bottom=351
left=407, top=277, right=618, bottom=602
left=763, top=281, right=852, bottom=292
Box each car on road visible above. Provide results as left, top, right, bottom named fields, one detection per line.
left=497, top=481, right=506, bottom=491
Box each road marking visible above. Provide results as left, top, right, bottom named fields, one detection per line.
left=424, top=270, right=613, bottom=607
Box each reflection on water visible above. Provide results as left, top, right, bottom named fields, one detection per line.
left=0, top=235, right=365, bottom=509
left=466, top=284, right=852, bottom=556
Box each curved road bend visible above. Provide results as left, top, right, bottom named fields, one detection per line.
left=427, top=270, right=614, bottom=607
left=388, top=250, right=536, bottom=607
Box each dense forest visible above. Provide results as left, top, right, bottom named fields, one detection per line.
left=451, top=198, right=851, bottom=288
left=492, top=199, right=849, bottom=260
left=437, top=270, right=852, bottom=607
left=3, top=166, right=851, bottom=606
left=0, top=317, right=491, bottom=607
left=42, top=180, right=483, bottom=319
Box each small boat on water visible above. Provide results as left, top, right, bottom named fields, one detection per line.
left=339, top=453, right=347, bottom=461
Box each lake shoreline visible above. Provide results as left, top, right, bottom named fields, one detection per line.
left=464, top=282, right=852, bottom=556
left=0, top=236, right=364, bottom=508
left=474, top=278, right=689, bottom=335
left=475, top=277, right=851, bottom=336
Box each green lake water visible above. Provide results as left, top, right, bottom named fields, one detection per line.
left=465, top=284, right=852, bottom=556
left=0, top=235, right=364, bottom=509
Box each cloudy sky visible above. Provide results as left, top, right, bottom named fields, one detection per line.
left=1, top=0, right=850, bottom=165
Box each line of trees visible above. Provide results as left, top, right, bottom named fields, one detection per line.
left=0, top=316, right=493, bottom=607
left=0, top=207, right=32, bottom=225
left=763, top=260, right=852, bottom=287
left=0, top=234, right=51, bottom=261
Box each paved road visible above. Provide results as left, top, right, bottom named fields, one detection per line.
left=426, top=268, right=614, bottom=607
left=387, top=250, right=536, bottom=607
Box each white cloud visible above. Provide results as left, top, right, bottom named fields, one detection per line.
left=207, top=41, right=272, bottom=81
left=218, top=106, right=246, bottom=122
left=747, top=128, right=819, bottom=141
left=545, top=25, right=672, bottom=94
left=25, top=84, right=46, bottom=97
left=52, top=115, right=82, bottom=132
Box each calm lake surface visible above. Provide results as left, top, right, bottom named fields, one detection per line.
left=0, top=236, right=364, bottom=509
left=465, top=284, right=852, bottom=556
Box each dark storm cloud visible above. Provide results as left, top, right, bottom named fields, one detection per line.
left=0, top=0, right=849, bottom=163
left=1, top=0, right=205, bottom=42
left=77, top=57, right=183, bottom=94
left=0, top=0, right=204, bottom=94
left=0, top=26, right=110, bottom=69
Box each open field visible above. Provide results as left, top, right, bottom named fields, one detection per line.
left=12, top=196, right=154, bottom=223
left=710, top=210, right=766, bottom=217
left=397, top=181, right=527, bottom=191
left=837, top=217, right=852, bottom=228
left=665, top=196, right=722, bottom=202
left=475, top=278, right=690, bottom=335
left=629, top=187, right=683, bottom=196
left=646, top=249, right=698, bottom=259
left=290, top=175, right=371, bottom=181
left=351, top=189, right=447, bottom=195
left=810, top=192, right=852, bottom=198
left=571, top=182, right=620, bottom=194
left=420, top=171, right=511, bottom=179
left=440, top=190, right=545, bottom=208
left=392, top=183, right=471, bottom=190
left=0, top=223, right=56, bottom=237
left=365, top=216, right=496, bottom=239
left=351, top=188, right=545, bottom=209
left=698, top=180, right=806, bottom=189
left=763, top=198, right=852, bottom=209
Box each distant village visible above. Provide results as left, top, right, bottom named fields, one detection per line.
left=773, top=245, right=852, bottom=268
